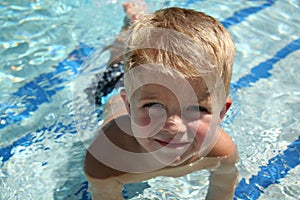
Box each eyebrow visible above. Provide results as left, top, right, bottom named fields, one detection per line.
left=138, top=92, right=163, bottom=101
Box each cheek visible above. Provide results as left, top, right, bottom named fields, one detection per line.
left=130, top=109, right=165, bottom=139
left=189, top=117, right=212, bottom=142
left=131, top=109, right=151, bottom=126
left=131, top=108, right=166, bottom=128
left=195, top=124, right=209, bottom=141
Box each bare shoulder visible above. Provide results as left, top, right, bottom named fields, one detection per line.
left=207, top=128, right=236, bottom=157
left=84, top=148, right=125, bottom=179
left=84, top=115, right=142, bottom=179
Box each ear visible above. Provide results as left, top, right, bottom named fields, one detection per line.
left=219, top=97, right=232, bottom=120
left=120, top=89, right=131, bottom=115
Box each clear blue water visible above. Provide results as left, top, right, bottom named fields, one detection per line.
left=0, top=0, right=300, bottom=199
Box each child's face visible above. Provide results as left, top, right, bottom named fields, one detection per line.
left=124, top=67, right=223, bottom=166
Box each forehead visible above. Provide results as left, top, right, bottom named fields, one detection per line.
left=136, top=83, right=210, bottom=101
left=125, top=67, right=210, bottom=101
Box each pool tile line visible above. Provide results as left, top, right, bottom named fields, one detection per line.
left=222, top=37, right=300, bottom=126
left=234, top=135, right=300, bottom=200
left=0, top=120, right=77, bottom=164
left=184, top=0, right=276, bottom=28
left=0, top=44, right=94, bottom=130
left=231, top=36, right=300, bottom=92
left=230, top=37, right=300, bottom=199
left=221, top=0, right=275, bottom=29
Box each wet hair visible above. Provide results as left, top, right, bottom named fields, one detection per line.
left=124, top=7, right=235, bottom=96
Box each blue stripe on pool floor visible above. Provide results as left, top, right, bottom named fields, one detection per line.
left=234, top=135, right=300, bottom=200
left=221, top=0, right=275, bottom=28
left=184, top=0, right=275, bottom=28
left=0, top=121, right=77, bottom=164
left=232, top=37, right=300, bottom=91
left=0, top=44, right=94, bottom=130
left=231, top=37, right=300, bottom=200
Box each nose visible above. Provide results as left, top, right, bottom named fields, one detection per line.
left=163, top=115, right=187, bottom=135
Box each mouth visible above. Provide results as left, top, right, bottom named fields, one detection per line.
left=154, top=139, right=191, bottom=148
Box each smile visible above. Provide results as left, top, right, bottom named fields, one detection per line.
left=154, top=139, right=191, bottom=148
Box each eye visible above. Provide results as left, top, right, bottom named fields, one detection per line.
left=143, top=103, right=164, bottom=108
left=186, top=105, right=208, bottom=113
left=183, top=105, right=208, bottom=121
left=143, top=103, right=166, bottom=117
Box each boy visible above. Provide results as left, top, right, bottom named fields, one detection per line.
left=84, top=4, right=238, bottom=200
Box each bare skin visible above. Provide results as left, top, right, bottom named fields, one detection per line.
left=84, top=93, right=238, bottom=200
left=84, top=93, right=236, bottom=179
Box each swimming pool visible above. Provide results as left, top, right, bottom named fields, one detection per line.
left=0, top=0, right=299, bottom=199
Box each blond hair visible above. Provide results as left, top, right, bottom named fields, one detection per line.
left=124, top=7, right=235, bottom=96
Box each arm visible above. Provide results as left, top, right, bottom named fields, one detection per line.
left=205, top=130, right=239, bottom=200
left=206, top=146, right=239, bottom=200
left=84, top=93, right=133, bottom=199
left=85, top=173, right=124, bottom=200
left=83, top=127, right=126, bottom=200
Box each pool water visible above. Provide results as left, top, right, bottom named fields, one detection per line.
left=1, top=0, right=300, bottom=199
